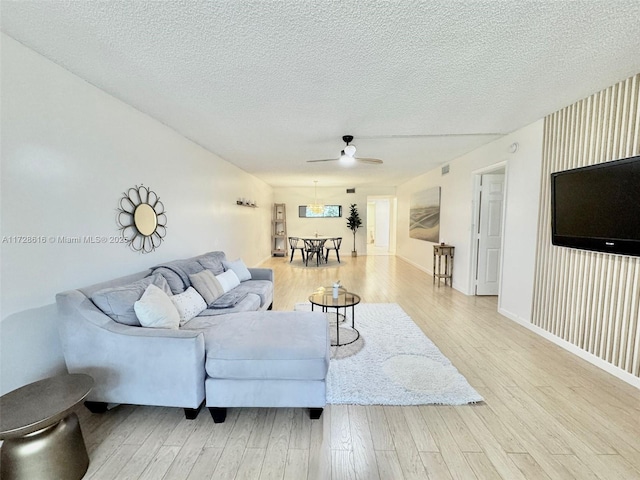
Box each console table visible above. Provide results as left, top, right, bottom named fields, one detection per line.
left=0, top=374, right=94, bottom=480
left=433, top=244, right=455, bottom=287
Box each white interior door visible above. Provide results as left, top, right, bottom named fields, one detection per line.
left=476, top=174, right=505, bottom=295
left=374, top=199, right=390, bottom=248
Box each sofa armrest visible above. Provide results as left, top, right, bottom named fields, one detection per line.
left=57, top=291, right=206, bottom=408
left=84, top=329, right=206, bottom=408
left=249, top=268, right=273, bottom=282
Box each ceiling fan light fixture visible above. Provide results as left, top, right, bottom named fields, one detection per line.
left=339, top=153, right=356, bottom=165
left=344, top=145, right=356, bottom=157
left=305, top=135, right=383, bottom=165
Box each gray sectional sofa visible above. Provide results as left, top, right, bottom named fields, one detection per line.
left=56, top=251, right=330, bottom=422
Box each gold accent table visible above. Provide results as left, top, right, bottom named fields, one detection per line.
left=433, top=244, right=455, bottom=287
left=0, top=373, right=93, bottom=480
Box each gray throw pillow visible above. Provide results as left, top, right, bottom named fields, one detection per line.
left=198, top=252, right=226, bottom=275
left=91, top=274, right=172, bottom=326
left=189, top=270, right=225, bottom=305
left=151, top=267, right=186, bottom=294
left=222, top=258, right=251, bottom=282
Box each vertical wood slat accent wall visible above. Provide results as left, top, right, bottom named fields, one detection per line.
left=532, top=73, right=640, bottom=378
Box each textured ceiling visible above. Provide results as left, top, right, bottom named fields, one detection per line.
left=2, top=1, right=640, bottom=187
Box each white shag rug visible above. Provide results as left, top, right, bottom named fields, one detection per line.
left=295, top=302, right=483, bottom=405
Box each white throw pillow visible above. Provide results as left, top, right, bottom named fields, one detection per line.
left=222, top=258, right=252, bottom=282
left=134, top=284, right=180, bottom=329
left=216, top=269, right=241, bottom=293
left=170, top=287, right=207, bottom=325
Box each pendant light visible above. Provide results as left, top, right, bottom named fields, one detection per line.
left=308, top=180, right=324, bottom=215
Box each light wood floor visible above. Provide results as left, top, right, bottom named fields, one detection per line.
left=80, top=255, right=640, bottom=480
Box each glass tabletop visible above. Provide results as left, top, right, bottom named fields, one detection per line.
left=309, top=287, right=361, bottom=308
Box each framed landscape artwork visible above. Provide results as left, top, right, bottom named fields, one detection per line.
left=409, top=187, right=440, bottom=242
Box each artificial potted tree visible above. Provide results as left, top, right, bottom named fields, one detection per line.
left=346, top=203, right=362, bottom=257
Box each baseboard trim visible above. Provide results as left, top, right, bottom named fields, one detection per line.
left=396, top=254, right=431, bottom=276
left=258, top=255, right=273, bottom=265
left=396, top=254, right=469, bottom=295
left=498, top=307, right=640, bottom=390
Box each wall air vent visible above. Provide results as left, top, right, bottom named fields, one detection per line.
left=441, top=165, right=450, bottom=175
left=346, top=188, right=356, bottom=194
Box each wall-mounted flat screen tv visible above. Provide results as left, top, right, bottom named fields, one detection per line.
left=551, top=155, right=640, bottom=257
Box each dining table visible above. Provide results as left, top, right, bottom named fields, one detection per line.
left=291, top=236, right=341, bottom=266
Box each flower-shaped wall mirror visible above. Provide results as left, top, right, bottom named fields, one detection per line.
left=117, top=185, right=167, bottom=253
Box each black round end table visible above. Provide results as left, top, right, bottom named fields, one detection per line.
left=309, top=287, right=361, bottom=346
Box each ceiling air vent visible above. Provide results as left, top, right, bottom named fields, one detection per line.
left=346, top=188, right=356, bottom=194
left=441, top=165, right=450, bottom=175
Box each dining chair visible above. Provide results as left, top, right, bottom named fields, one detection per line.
left=288, top=237, right=306, bottom=263
left=304, top=238, right=327, bottom=267
left=325, top=237, right=342, bottom=263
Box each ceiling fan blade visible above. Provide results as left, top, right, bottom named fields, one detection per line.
left=356, top=157, right=383, bottom=164
left=307, top=158, right=339, bottom=163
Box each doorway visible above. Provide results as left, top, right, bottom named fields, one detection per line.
left=471, top=166, right=506, bottom=295
left=366, top=196, right=397, bottom=256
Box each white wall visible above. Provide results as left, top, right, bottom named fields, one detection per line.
left=274, top=186, right=395, bottom=255
left=0, top=35, right=273, bottom=394
left=498, top=130, right=544, bottom=323
left=396, top=121, right=543, bottom=323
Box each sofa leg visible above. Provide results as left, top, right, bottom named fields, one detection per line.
left=267, top=303, right=273, bottom=310
left=84, top=401, right=108, bottom=414
left=208, top=407, right=227, bottom=423
left=184, top=401, right=204, bottom=420
left=309, top=408, right=323, bottom=420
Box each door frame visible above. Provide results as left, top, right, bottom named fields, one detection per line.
left=468, top=162, right=508, bottom=296
left=366, top=195, right=397, bottom=255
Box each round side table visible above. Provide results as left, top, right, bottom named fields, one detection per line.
left=0, top=373, right=94, bottom=480
left=309, top=288, right=361, bottom=346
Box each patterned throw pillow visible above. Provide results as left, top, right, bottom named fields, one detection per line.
left=189, top=270, right=225, bottom=305
left=170, top=287, right=207, bottom=325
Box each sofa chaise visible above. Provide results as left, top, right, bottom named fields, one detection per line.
left=56, top=251, right=330, bottom=422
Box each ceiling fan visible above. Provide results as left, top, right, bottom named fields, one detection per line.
left=307, top=135, right=383, bottom=165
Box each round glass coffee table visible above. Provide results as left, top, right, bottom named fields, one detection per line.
left=0, top=373, right=94, bottom=480
left=309, top=287, right=361, bottom=346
